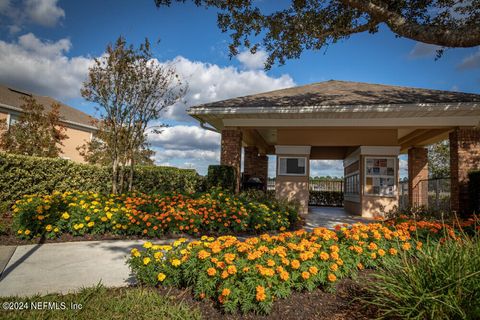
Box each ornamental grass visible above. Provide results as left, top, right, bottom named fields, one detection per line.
left=128, top=220, right=473, bottom=314
left=12, top=189, right=297, bottom=239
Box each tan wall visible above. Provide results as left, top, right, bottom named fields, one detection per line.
left=0, top=111, right=8, bottom=145
left=275, top=154, right=310, bottom=215
left=278, top=129, right=399, bottom=146
left=359, top=155, right=399, bottom=218
left=59, top=126, right=92, bottom=163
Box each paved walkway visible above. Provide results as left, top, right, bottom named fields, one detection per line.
left=304, top=206, right=373, bottom=230
left=0, top=206, right=373, bottom=297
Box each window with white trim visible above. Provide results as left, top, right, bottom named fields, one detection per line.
left=278, top=157, right=307, bottom=176
left=364, top=157, right=397, bottom=196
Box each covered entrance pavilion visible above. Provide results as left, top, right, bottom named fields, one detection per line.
left=189, top=80, right=480, bottom=218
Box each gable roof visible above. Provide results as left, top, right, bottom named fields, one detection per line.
left=0, top=84, right=97, bottom=130
left=190, top=80, right=480, bottom=110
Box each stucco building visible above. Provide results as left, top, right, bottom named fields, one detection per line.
left=0, top=84, right=97, bottom=163
left=189, top=80, right=480, bottom=218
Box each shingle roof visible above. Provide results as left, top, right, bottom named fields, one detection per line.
left=0, top=84, right=96, bottom=129
left=191, top=80, right=480, bottom=110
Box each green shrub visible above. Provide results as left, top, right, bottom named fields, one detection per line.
left=308, top=191, right=343, bottom=207
left=0, top=153, right=203, bottom=212
left=362, top=236, right=480, bottom=320
left=207, top=165, right=236, bottom=192
left=469, top=170, right=480, bottom=214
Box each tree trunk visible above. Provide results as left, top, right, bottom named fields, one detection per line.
left=118, top=162, right=125, bottom=194
left=112, top=159, right=118, bottom=194
left=128, top=155, right=135, bottom=192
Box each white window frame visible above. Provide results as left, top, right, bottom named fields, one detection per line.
left=277, top=156, right=308, bottom=176
left=364, top=156, right=397, bottom=197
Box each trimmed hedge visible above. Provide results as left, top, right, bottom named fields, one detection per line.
left=0, top=153, right=203, bottom=211
left=468, top=170, right=480, bottom=213
left=207, top=165, right=236, bottom=192
left=308, top=191, right=344, bottom=207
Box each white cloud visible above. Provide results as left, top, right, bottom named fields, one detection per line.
left=236, top=49, right=268, bottom=70
left=148, top=125, right=220, bottom=151
left=0, top=0, right=10, bottom=12
left=154, top=149, right=220, bottom=163
left=162, top=56, right=295, bottom=121
left=0, top=33, right=93, bottom=99
left=457, top=48, right=480, bottom=70
left=409, top=42, right=442, bottom=58
left=310, top=160, right=344, bottom=177
left=25, top=0, right=65, bottom=27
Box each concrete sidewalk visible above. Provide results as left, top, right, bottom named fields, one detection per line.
left=0, top=239, right=169, bottom=297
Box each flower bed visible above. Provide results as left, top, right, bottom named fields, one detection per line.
left=128, top=220, right=473, bottom=314
left=12, top=190, right=297, bottom=239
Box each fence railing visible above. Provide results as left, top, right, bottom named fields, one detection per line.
left=267, top=178, right=344, bottom=192
left=399, top=177, right=451, bottom=212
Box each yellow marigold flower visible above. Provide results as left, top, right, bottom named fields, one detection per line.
left=17, top=230, right=23, bottom=234
left=301, top=271, right=310, bottom=280
left=61, top=212, right=70, bottom=219
left=45, top=225, right=52, bottom=232
left=143, top=242, right=153, bottom=249
left=221, top=288, right=231, bottom=296
left=256, top=285, right=266, bottom=301
left=371, top=252, right=377, bottom=259
left=378, top=249, right=386, bottom=257
left=131, top=248, right=141, bottom=257
left=87, top=222, right=95, bottom=228
left=171, top=259, right=181, bottom=267
left=143, top=257, right=151, bottom=265
left=157, top=273, right=166, bottom=282
left=25, top=229, right=31, bottom=235
left=53, top=227, right=59, bottom=233
left=85, top=216, right=91, bottom=222
left=328, top=273, right=337, bottom=282
left=101, top=216, right=107, bottom=222
left=291, top=259, right=300, bottom=269
left=207, top=267, right=216, bottom=276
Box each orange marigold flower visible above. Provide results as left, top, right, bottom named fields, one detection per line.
left=402, top=242, right=411, bottom=251
left=280, top=271, right=290, bottom=281
left=227, top=265, right=237, bottom=275
left=309, top=266, right=318, bottom=275
left=319, top=251, right=329, bottom=260
left=198, top=250, right=211, bottom=260
left=301, top=271, right=310, bottom=280
left=371, top=252, right=377, bottom=259
left=330, top=263, right=338, bottom=272
left=291, top=259, right=301, bottom=269
left=267, top=259, right=276, bottom=267
left=389, top=248, right=398, bottom=255
left=328, top=273, right=337, bottom=282
left=416, top=241, right=423, bottom=250
left=221, top=288, right=231, bottom=296
left=357, top=263, right=364, bottom=270
left=221, top=270, right=229, bottom=279
left=378, top=249, right=386, bottom=256
left=207, top=267, right=216, bottom=276
left=256, top=285, right=266, bottom=301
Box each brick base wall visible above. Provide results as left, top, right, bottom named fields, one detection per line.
left=408, top=147, right=429, bottom=207
left=244, top=146, right=268, bottom=189
left=450, top=128, right=480, bottom=216
left=220, top=129, right=242, bottom=193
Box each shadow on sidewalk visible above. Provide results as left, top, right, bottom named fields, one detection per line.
left=0, top=237, right=45, bottom=282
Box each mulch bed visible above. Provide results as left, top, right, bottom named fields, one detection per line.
left=152, top=271, right=377, bottom=320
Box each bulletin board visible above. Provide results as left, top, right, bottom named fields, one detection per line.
left=364, top=157, right=396, bottom=197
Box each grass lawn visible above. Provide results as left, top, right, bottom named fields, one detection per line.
left=0, top=285, right=201, bottom=320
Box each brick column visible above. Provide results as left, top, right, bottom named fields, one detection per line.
left=220, top=129, right=242, bottom=193
left=244, top=146, right=268, bottom=190
left=408, top=147, right=428, bottom=208
left=450, top=128, right=480, bottom=216
left=243, top=146, right=258, bottom=179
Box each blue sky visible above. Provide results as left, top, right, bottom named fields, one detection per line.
left=0, top=0, right=479, bottom=177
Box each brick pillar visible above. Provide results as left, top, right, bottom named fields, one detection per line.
left=257, top=155, right=268, bottom=190
left=450, top=128, right=480, bottom=216
left=408, top=147, right=428, bottom=208
left=220, top=129, right=242, bottom=193
left=244, top=146, right=268, bottom=190
left=243, top=146, right=258, bottom=179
